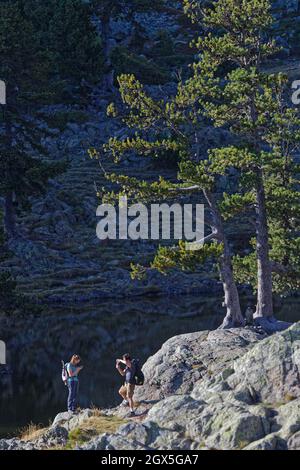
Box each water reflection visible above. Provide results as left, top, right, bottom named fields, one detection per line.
left=0, top=293, right=299, bottom=437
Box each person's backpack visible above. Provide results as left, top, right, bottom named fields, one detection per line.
left=133, top=359, right=145, bottom=386
left=61, top=360, right=69, bottom=386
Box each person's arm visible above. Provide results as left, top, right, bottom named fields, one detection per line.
left=116, top=360, right=126, bottom=376
left=117, top=367, right=126, bottom=376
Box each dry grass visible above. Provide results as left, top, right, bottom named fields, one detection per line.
left=284, top=393, right=296, bottom=403
left=80, top=415, right=126, bottom=434
left=19, top=411, right=127, bottom=449
left=66, top=415, right=127, bottom=449
left=19, top=422, right=47, bottom=442
left=90, top=405, right=102, bottom=417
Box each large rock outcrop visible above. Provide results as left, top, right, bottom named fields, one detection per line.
left=1, top=323, right=300, bottom=450
left=86, top=323, right=300, bottom=450
left=134, top=328, right=266, bottom=402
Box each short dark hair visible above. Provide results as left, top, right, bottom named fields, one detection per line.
left=70, top=354, right=81, bottom=364
left=123, top=353, right=131, bottom=361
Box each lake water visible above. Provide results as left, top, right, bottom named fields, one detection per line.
left=0, top=293, right=299, bottom=438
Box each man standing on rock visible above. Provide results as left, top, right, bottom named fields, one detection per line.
left=116, top=354, right=137, bottom=417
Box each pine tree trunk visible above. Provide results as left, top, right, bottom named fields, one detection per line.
left=204, top=190, right=244, bottom=328
left=219, top=239, right=244, bottom=328
left=252, top=176, right=291, bottom=333
left=4, top=191, right=17, bottom=239
left=254, top=174, right=273, bottom=318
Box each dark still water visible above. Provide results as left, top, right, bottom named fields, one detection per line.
left=0, top=293, right=299, bottom=438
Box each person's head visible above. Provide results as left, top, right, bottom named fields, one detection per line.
left=123, top=353, right=132, bottom=366
left=70, top=354, right=81, bottom=365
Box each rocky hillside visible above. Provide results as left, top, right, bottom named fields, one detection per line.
left=1, top=0, right=300, bottom=304
left=2, top=322, right=300, bottom=450
left=0, top=1, right=216, bottom=303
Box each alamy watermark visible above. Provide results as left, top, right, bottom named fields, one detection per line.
left=0, top=341, right=6, bottom=365
left=96, top=196, right=205, bottom=251
left=292, top=80, right=300, bottom=105
left=0, top=80, right=6, bottom=105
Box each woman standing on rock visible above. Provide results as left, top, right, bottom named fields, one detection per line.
left=66, top=355, right=83, bottom=413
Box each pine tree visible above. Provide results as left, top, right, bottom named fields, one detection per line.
left=93, top=0, right=163, bottom=91
left=95, top=71, right=244, bottom=327
left=96, top=0, right=300, bottom=330
left=48, top=0, right=103, bottom=84
left=0, top=0, right=65, bottom=239
left=185, top=0, right=300, bottom=330
left=18, top=0, right=103, bottom=88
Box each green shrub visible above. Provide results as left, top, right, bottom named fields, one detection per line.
left=0, top=272, right=18, bottom=310
left=111, top=47, right=170, bottom=85
left=21, top=0, right=104, bottom=85
left=45, top=110, right=89, bottom=131
left=131, top=0, right=164, bottom=11
left=151, top=31, right=175, bottom=57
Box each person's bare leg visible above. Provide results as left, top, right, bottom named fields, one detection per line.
left=127, top=385, right=135, bottom=414
left=119, top=386, right=127, bottom=402
left=128, top=396, right=134, bottom=412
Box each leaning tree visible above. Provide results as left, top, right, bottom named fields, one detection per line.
left=92, top=80, right=245, bottom=326
left=94, top=0, right=299, bottom=330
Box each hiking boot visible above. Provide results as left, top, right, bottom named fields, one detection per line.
left=120, top=400, right=129, bottom=407
left=130, top=410, right=136, bottom=417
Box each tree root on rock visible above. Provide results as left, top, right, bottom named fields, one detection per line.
left=253, top=316, right=292, bottom=334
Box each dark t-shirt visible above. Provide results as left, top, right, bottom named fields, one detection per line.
left=125, top=360, right=137, bottom=384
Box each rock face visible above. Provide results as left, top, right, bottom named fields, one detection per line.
left=273, top=0, right=299, bottom=13
left=134, top=328, right=266, bottom=401
left=225, top=325, right=300, bottom=404
left=83, top=324, right=300, bottom=450
left=2, top=323, right=300, bottom=450
left=0, top=426, right=68, bottom=451
left=1, top=1, right=299, bottom=305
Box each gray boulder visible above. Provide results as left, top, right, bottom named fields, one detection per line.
left=135, top=327, right=266, bottom=402
left=100, top=323, right=300, bottom=450
left=0, top=438, right=35, bottom=451
left=51, top=409, right=94, bottom=431
left=35, top=426, right=68, bottom=449
left=226, top=323, right=300, bottom=404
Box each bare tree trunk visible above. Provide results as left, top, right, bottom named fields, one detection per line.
left=4, top=191, right=16, bottom=239
left=219, top=238, right=244, bottom=328
left=204, top=190, right=244, bottom=328
left=246, top=101, right=290, bottom=332
left=253, top=173, right=291, bottom=333
left=254, top=173, right=273, bottom=318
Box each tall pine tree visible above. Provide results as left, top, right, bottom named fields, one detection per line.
left=0, top=0, right=65, bottom=238
left=186, top=0, right=300, bottom=330
left=96, top=0, right=299, bottom=331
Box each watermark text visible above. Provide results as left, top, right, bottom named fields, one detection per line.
left=96, top=196, right=205, bottom=251
left=292, top=80, right=300, bottom=105
left=0, top=341, right=6, bottom=365
left=0, top=80, right=6, bottom=105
